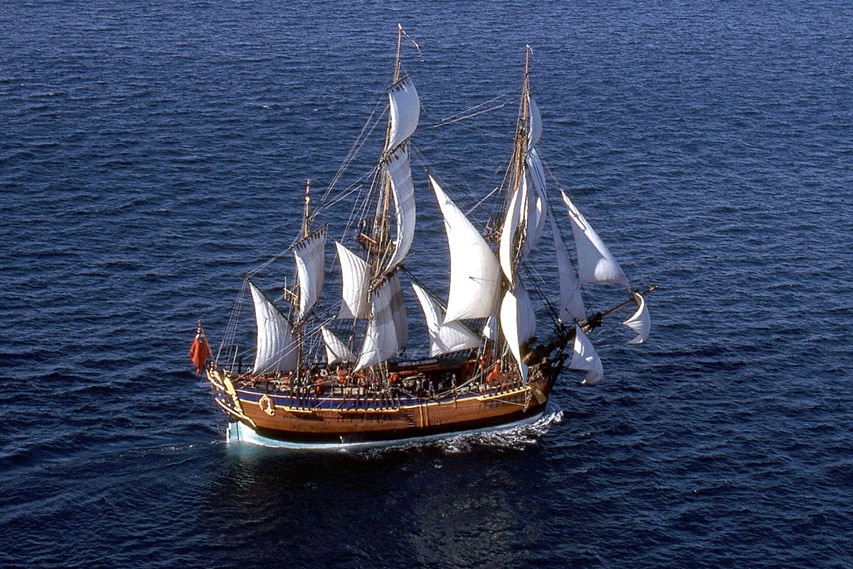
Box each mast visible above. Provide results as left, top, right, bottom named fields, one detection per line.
left=302, top=178, right=311, bottom=239
left=352, top=24, right=419, bottom=372
left=507, top=45, right=534, bottom=281
left=369, top=25, right=406, bottom=285
left=295, top=179, right=311, bottom=374
left=511, top=45, right=533, bottom=200
left=499, top=48, right=533, bottom=353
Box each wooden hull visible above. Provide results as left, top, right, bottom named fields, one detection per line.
left=206, top=363, right=558, bottom=447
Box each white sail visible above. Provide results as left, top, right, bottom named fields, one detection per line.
left=430, top=176, right=501, bottom=322
left=622, top=292, right=650, bottom=344
left=482, top=315, right=497, bottom=341
left=550, top=213, right=586, bottom=323
left=385, top=76, right=419, bottom=151
left=500, top=172, right=546, bottom=279
left=561, top=190, right=630, bottom=289
left=524, top=149, right=547, bottom=252
left=355, top=271, right=406, bottom=371
left=499, top=279, right=536, bottom=383
left=384, top=146, right=416, bottom=274
left=499, top=179, right=525, bottom=280
left=293, top=228, right=325, bottom=321
left=570, top=325, right=603, bottom=385
left=248, top=281, right=297, bottom=373
left=388, top=271, right=408, bottom=353
left=523, top=171, right=546, bottom=255
left=321, top=326, right=357, bottom=364
left=412, top=282, right=481, bottom=357
left=335, top=241, right=369, bottom=319
left=527, top=95, right=542, bottom=147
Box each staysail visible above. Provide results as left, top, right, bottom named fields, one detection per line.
left=321, top=326, right=357, bottom=364
left=430, top=176, right=501, bottom=322
left=560, top=190, right=630, bottom=289
left=412, top=281, right=481, bottom=357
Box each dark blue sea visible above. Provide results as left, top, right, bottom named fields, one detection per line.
left=2, top=1, right=851, bottom=567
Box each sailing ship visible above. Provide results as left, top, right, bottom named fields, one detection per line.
left=194, top=27, right=654, bottom=449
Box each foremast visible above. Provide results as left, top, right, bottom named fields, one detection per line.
left=493, top=45, right=544, bottom=383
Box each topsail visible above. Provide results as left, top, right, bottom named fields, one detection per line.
left=293, top=228, right=326, bottom=321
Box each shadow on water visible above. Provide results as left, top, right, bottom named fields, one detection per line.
left=198, top=409, right=569, bottom=568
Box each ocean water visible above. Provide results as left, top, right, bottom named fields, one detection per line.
left=1, top=1, right=851, bottom=568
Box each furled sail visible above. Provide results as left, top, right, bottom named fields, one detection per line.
left=412, top=282, right=481, bottom=357
left=335, top=241, right=369, bottom=319
left=430, top=176, right=501, bottom=322
left=560, top=190, right=630, bottom=289
left=570, top=325, right=603, bottom=385
left=293, top=228, right=325, bottom=321
left=550, top=213, right=586, bottom=323
left=383, top=147, right=416, bottom=274
left=248, top=280, right=297, bottom=373
left=622, top=291, right=650, bottom=344
left=385, top=76, right=420, bottom=152
left=321, top=326, right=357, bottom=364
left=355, top=271, right=406, bottom=371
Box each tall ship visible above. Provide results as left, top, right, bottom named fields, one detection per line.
left=191, top=27, right=654, bottom=449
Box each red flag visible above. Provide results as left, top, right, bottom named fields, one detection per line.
left=189, top=326, right=210, bottom=375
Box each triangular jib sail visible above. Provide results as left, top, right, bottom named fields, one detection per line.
left=561, top=190, right=629, bottom=289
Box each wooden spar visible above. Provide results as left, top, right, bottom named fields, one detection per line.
left=302, top=179, right=311, bottom=239
left=582, top=285, right=659, bottom=332
left=394, top=23, right=403, bottom=83
left=513, top=46, right=533, bottom=190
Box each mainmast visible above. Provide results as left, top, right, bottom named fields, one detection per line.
left=369, top=24, right=406, bottom=284
left=351, top=25, right=419, bottom=372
